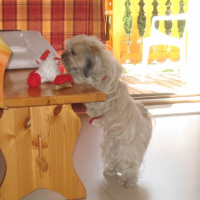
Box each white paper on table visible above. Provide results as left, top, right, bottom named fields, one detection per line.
left=0, top=30, right=58, bottom=69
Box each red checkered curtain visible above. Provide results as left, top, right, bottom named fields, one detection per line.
left=0, top=0, right=105, bottom=55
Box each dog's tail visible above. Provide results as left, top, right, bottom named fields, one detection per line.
left=136, top=102, right=151, bottom=118
left=136, top=102, right=155, bottom=136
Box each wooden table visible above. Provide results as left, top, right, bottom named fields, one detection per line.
left=0, top=69, right=106, bottom=200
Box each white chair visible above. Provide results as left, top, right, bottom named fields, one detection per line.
left=141, top=13, right=188, bottom=82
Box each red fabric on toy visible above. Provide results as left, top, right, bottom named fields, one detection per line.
left=53, top=74, right=73, bottom=85
left=40, top=50, right=50, bottom=60
left=54, top=57, right=60, bottom=60
left=27, top=70, right=41, bottom=87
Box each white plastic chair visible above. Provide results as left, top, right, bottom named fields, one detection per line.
left=141, top=13, right=188, bottom=82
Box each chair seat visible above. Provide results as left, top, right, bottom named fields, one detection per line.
left=144, top=31, right=183, bottom=47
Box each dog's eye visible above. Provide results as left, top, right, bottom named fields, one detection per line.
left=71, top=50, right=76, bottom=56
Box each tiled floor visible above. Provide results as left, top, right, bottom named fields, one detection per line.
left=1, top=104, right=200, bottom=200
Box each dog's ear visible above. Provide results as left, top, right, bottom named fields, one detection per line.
left=82, top=50, right=94, bottom=78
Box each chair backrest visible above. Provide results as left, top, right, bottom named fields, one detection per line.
left=151, top=13, right=188, bottom=38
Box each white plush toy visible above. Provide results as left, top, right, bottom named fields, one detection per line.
left=36, top=50, right=60, bottom=83
left=27, top=50, right=73, bottom=88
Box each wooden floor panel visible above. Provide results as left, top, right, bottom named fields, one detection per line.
left=121, top=73, right=200, bottom=105
left=121, top=73, right=186, bottom=95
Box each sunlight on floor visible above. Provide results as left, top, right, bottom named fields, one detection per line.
left=127, top=83, right=175, bottom=93
left=122, top=59, right=200, bottom=95
left=146, top=102, right=200, bottom=116
left=185, top=64, right=200, bottom=93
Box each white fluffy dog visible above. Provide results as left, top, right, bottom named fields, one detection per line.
left=61, top=35, right=153, bottom=187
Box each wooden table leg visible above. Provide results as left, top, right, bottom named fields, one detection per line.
left=0, top=104, right=86, bottom=200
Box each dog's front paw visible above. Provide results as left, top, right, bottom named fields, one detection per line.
left=103, top=168, right=117, bottom=177
left=119, top=177, right=137, bottom=188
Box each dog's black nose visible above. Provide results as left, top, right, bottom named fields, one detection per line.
left=61, top=52, right=67, bottom=60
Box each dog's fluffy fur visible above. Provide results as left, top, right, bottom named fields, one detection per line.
left=61, top=35, right=153, bottom=187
